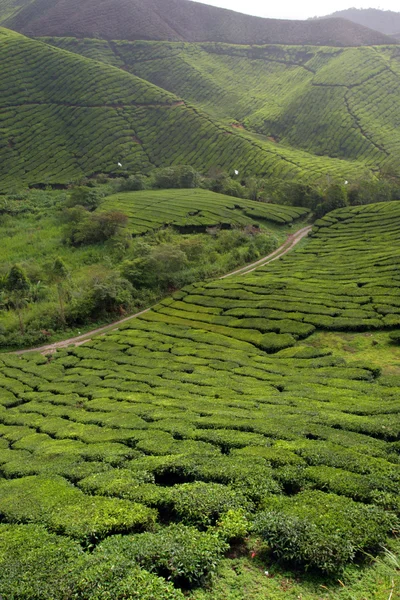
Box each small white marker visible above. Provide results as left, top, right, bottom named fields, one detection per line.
left=234, top=169, right=239, bottom=175
left=118, top=162, right=122, bottom=167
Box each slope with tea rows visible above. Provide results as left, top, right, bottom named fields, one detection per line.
left=44, top=39, right=400, bottom=176
left=0, top=28, right=370, bottom=188
left=0, top=202, right=399, bottom=595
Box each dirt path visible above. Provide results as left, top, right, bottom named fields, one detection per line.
left=220, top=225, right=312, bottom=278
left=15, top=225, right=312, bottom=355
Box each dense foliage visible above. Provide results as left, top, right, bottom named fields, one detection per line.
left=0, top=185, right=307, bottom=348
left=1, top=29, right=398, bottom=190
left=0, top=202, right=399, bottom=598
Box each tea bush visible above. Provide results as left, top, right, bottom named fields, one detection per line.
left=253, top=490, right=396, bottom=573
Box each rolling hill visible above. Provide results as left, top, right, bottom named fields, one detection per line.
left=0, top=27, right=379, bottom=189
left=321, top=8, right=400, bottom=36
left=0, top=0, right=395, bottom=46
left=0, top=201, right=399, bottom=598
left=40, top=38, right=400, bottom=178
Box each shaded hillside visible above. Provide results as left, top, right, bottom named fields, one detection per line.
left=42, top=38, right=400, bottom=177
left=0, top=0, right=395, bottom=46
left=321, top=8, right=400, bottom=36
left=0, top=28, right=367, bottom=188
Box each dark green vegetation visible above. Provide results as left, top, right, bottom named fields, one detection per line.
left=0, top=202, right=399, bottom=598
left=1, top=26, right=399, bottom=189
left=0, top=186, right=304, bottom=348
left=57, top=40, right=400, bottom=177
left=16, top=33, right=400, bottom=185
left=0, top=0, right=393, bottom=46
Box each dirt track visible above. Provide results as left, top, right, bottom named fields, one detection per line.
left=15, top=225, right=312, bottom=355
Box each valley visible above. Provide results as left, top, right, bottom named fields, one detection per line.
left=0, top=1, right=399, bottom=598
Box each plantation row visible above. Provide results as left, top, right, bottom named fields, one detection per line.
left=44, top=38, right=399, bottom=175
left=0, top=28, right=381, bottom=188
left=100, top=189, right=309, bottom=234
left=0, top=202, right=399, bottom=596
left=159, top=201, right=400, bottom=349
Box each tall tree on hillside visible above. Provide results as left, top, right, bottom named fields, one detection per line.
left=5, top=264, right=30, bottom=334
left=49, top=257, right=69, bottom=325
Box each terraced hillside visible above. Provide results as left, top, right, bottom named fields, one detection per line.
left=0, top=0, right=394, bottom=46
left=44, top=39, right=400, bottom=176
left=0, top=202, right=399, bottom=597
left=100, top=189, right=309, bottom=235
left=0, top=28, right=372, bottom=189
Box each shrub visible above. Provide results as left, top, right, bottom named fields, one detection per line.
left=153, top=166, right=201, bottom=189
left=65, top=210, right=128, bottom=246
left=0, top=475, right=157, bottom=543
left=65, top=186, right=103, bottom=211
left=389, top=330, right=400, bottom=344
left=95, top=523, right=228, bottom=586
left=253, top=490, right=395, bottom=573
left=75, top=558, right=185, bottom=600
left=166, top=481, right=250, bottom=528
left=215, top=508, right=249, bottom=542
left=0, top=524, right=83, bottom=599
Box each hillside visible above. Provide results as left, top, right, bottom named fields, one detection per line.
left=0, top=28, right=377, bottom=189
left=42, top=38, right=400, bottom=177
left=0, top=201, right=399, bottom=598
left=0, top=0, right=394, bottom=46
left=321, top=8, right=400, bottom=36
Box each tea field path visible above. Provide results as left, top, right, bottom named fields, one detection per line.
left=15, top=225, right=312, bottom=355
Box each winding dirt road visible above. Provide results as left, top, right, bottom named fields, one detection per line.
left=15, top=225, right=312, bottom=355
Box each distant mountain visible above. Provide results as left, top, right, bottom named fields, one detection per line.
left=0, top=0, right=395, bottom=46
left=319, top=8, right=400, bottom=36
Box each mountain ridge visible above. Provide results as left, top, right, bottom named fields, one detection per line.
left=317, top=8, right=400, bottom=36
left=0, top=0, right=395, bottom=46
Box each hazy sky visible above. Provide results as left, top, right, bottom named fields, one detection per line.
left=191, top=1, right=399, bottom=20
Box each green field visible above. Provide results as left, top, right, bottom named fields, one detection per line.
left=0, top=27, right=395, bottom=189
left=0, top=201, right=399, bottom=598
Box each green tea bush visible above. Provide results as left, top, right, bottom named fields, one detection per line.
left=166, top=481, right=250, bottom=528
left=0, top=523, right=83, bottom=599
left=253, top=490, right=395, bottom=573
left=0, top=523, right=185, bottom=599
left=75, top=558, right=185, bottom=600
left=95, top=523, right=228, bottom=586
left=0, top=475, right=157, bottom=542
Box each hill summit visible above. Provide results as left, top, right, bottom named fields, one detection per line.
left=319, top=8, right=400, bottom=37
left=0, top=0, right=395, bottom=46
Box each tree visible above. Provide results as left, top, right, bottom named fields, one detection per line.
left=64, top=211, right=128, bottom=246
left=65, top=186, right=103, bottom=211
left=5, top=264, right=30, bottom=334
left=49, top=258, right=69, bottom=325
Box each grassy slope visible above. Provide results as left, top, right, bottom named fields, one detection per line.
left=42, top=39, right=400, bottom=176
left=0, top=0, right=394, bottom=46
left=0, top=28, right=374, bottom=189
left=0, top=202, right=399, bottom=597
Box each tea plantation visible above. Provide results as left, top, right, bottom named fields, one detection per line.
left=0, top=202, right=399, bottom=598
left=100, top=189, right=308, bottom=234
left=40, top=39, right=400, bottom=177
left=0, top=27, right=387, bottom=190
